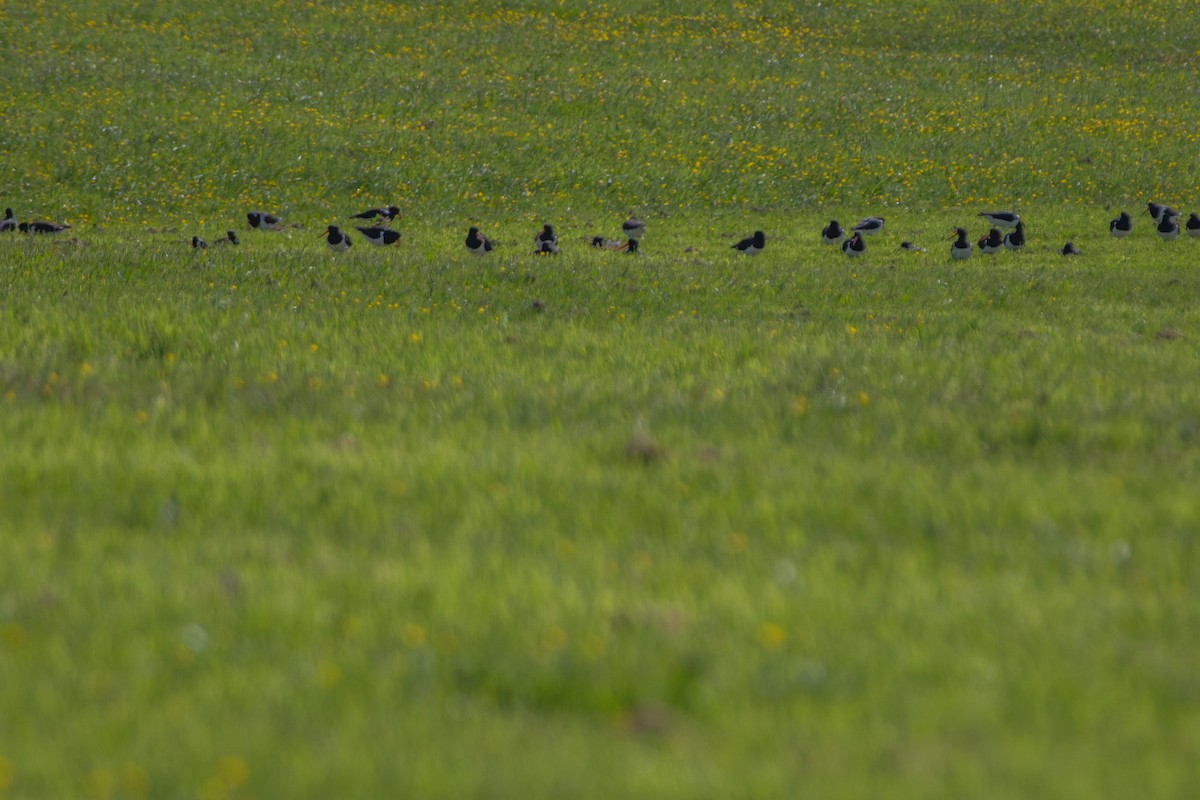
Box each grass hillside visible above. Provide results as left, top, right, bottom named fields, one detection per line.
left=2, top=1, right=1199, bottom=798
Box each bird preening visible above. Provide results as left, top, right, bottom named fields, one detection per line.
left=465, top=226, right=493, bottom=255
left=842, top=232, right=865, bottom=257
left=534, top=224, right=560, bottom=254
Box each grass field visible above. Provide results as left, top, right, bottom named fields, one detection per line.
left=3, top=1, right=1200, bottom=797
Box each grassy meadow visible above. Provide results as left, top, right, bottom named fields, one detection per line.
left=2, top=0, right=1200, bottom=797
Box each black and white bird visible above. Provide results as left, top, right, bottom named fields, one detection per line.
left=19, top=221, right=70, bottom=234
left=465, top=226, right=493, bottom=255
left=977, top=228, right=1004, bottom=254
left=591, top=236, right=634, bottom=252
left=1185, top=213, right=1200, bottom=238
left=1109, top=211, right=1133, bottom=237
left=842, top=231, right=865, bottom=257
left=978, top=210, right=1020, bottom=229
left=1059, top=242, right=1081, bottom=256
left=950, top=228, right=972, bottom=260
left=247, top=211, right=282, bottom=230
left=1003, top=221, right=1025, bottom=250
left=821, top=219, right=845, bottom=245
left=622, top=217, right=645, bottom=240
left=192, top=236, right=207, bottom=249
left=899, top=241, right=925, bottom=253
left=356, top=226, right=401, bottom=246
left=351, top=205, right=400, bottom=224
left=321, top=225, right=352, bottom=252
left=0, top=208, right=16, bottom=233
left=852, top=216, right=885, bottom=236
left=534, top=224, right=559, bottom=254
left=1144, top=202, right=1180, bottom=225
left=731, top=230, right=766, bottom=255
left=1157, top=214, right=1179, bottom=241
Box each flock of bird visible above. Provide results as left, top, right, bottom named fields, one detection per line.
left=4, top=201, right=1199, bottom=260
left=818, top=202, right=1200, bottom=261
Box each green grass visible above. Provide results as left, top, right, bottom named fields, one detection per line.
left=3, top=1, right=1200, bottom=798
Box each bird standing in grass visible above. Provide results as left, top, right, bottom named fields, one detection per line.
left=1109, top=211, right=1132, bottom=237
left=1003, top=221, right=1025, bottom=250
left=534, top=224, right=559, bottom=254
left=247, top=211, right=282, bottom=230
left=950, top=228, right=972, bottom=260
left=1059, top=242, right=1081, bottom=256
left=321, top=225, right=352, bottom=252
left=821, top=219, right=845, bottom=245
left=356, top=226, right=401, bottom=246
left=465, top=226, right=493, bottom=255
left=1157, top=214, right=1180, bottom=241
left=842, top=232, right=865, bottom=257
left=1145, top=201, right=1179, bottom=225
left=731, top=230, right=765, bottom=255
left=192, top=236, right=207, bottom=249
left=978, top=210, right=1020, bottom=229
left=1185, top=213, right=1200, bottom=238
left=0, top=208, right=16, bottom=233
left=351, top=205, right=400, bottom=225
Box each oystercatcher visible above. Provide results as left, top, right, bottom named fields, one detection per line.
left=192, top=236, right=207, bottom=249
left=977, top=228, right=1004, bottom=254
left=731, top=230, right=765, bottom=255
left=821, top=219, right=845, bottom=245
left=321, top=225, right=352, bottom=252
left=591, top=236, right=633, bottom=251
left=1157, top=214, right=1179, bottom=241
left=356, top=226, right=401, bottom=246
left=19, top=221, right=70, bottom=234
left=534, top=224, right=559, bottom=254
left=1144, top=201, right=1180, bottom=224
left=1003, top=221, right=1025, bottom=250
left=978, top=211, right=1020, bottom=229
left=852, top=216, right=885, bottom=236
left=1059, top=242, right=1081, bottom=256
left=351, top=206, right=400, bottom=225
left=622, top=217, right=645, bottom=240
left=949, top=228, right=972, bottom=260
left=465, top=226, right=493, bottom=255
left=247, top=211, right=282, bottom=230
left=1109, top=211, right=1132, bottom=237
left=842, top=231, right=865, bottom=257
left=0, top=208, right=15, bottom=233
left=1186, top=213, right=1200, bottom=238
left=899, top=241, right=924, bottom=253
